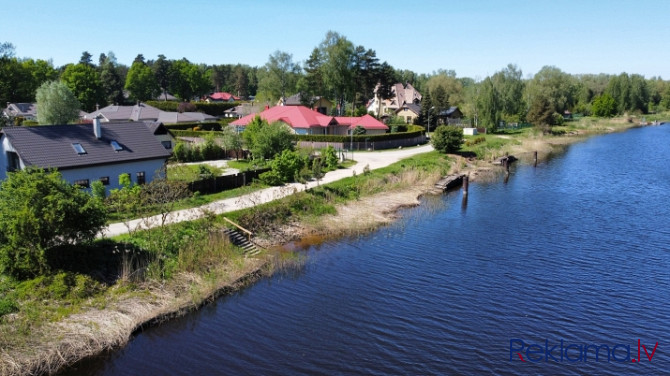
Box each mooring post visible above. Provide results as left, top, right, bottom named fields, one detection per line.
left=462, top=174, right=469, bottom=195
left=534, top=151, right=538, bottom=167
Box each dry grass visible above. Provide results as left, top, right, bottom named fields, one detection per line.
left=0, top=257, right=266, bottom=376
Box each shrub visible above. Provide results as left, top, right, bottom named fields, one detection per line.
left=323, top=145, right=339, bottom=170
left=431, top=125, right=464, bottom=154
left=0, top=169, right=108, bottom=279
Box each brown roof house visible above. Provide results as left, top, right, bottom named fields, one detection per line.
left=0, top=118, right=172, bottom=193
left=367, top=83, right=422, bottom=117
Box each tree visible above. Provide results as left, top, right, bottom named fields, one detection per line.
left=491, top=64, right=525, bottom=121
left=0, top=168, right=107, bottom=279
left=526, top=93, right=555, bottom=133
left=271, top=149, right=307, bottom=183
left=125, top=60, right=159, bottom=102
left=353, top=125, right=366, bottom=135
left=234, top=64, right=249, bottom=99
left=168, top=59, right=211, bottom=101
left=141, top=175, right=189, bottom=227
left=375, top=61, right=396, bottom=117
left=431, top=125, right=463, bottom=154
left=153, top=54, right=172, bottom=100
left=323, top=145, right=339, bottom=170
left=61, top=63, right=105, bottom=111
left=591, top=93, right=617, bottom=117
left=35, top=80, right=81, bottom=124
left=526, top=66, right=577, bottom=115
left=99, top=52, right=125, bottom=105
left=242, top=116, right=293, bottom=160
left=477, top=77, right=502, bottom=131
left=79, top=51, right=93, bottom=66
left=319, top=31, right=355, bottom=114
left=257, top=50, right=300, bottom=103
left=221, top=126, right=243, bottom=159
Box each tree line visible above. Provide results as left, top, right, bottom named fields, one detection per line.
left=2, top=32, right=670, bottom=128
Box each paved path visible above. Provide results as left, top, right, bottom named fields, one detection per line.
left=103, top=145, right=434, bottom=237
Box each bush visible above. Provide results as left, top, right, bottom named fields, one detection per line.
left=323, top=145, right=339, bottom=170
left=0, top=168, right=108, bottom=279
left=272, top=149, right=307, bottom=183
left=0, top=296, right=18, bottom=317
left=431, top=125, right=464, bottom=154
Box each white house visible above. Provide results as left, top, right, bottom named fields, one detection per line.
left=0, top=119, right=172, bottom=192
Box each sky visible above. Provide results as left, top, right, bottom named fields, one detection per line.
left=3, top=0, right=670, bottom=79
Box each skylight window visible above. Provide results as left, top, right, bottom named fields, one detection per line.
left=110, top=140, right=123, bottom=151
left=72, top=143, right=86, bottom=154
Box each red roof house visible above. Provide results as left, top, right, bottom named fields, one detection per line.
left=205, top=92, right=240, bottom=102
left=231, top=106, right=388, bottom=135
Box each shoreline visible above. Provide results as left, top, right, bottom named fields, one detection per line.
left=1, top=121, right=652, bottom=376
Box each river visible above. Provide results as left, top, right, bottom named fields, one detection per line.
left=62, top=125, right=670, bottom=375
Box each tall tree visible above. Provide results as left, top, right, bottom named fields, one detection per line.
left=79, top=51, right=93, bottom=66
left=168, top=59, right=211, bottom=101
left=35, top=80, right=81, bottom=125
left=153, top=54, right=172, bottom=100
left=298, top=47, right=325, bottom=107
left=234, top=64, right=249, bottom=99
left=319, top=31, right=355, bottom=114
left=477, top=77, right=502, bottom=130
left=491, top=64, right=525, bottom=121
left=125, top=60, right=159, bottom=102
left=99, top=52, right=124, bottom=105
left=526, top=66, right=577, bottom=115
left=257, top=50, right=300, bottom=103
left=60, top=63, right=104, bottom=111
left=375, top=61, right=395, bottom=118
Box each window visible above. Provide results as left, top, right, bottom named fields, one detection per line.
left=6, top=151, right=20, bottom=172
left=72, top=143, right=86, bottom=154
left=161, top=140, right=172, bottom=149
left=110, top=140, right=123, bottom=151
left=99, top=176, right=110, bottom=186
left=73, top=179, right=90, bottom=188
left=136, top=171, right=145, bottom=185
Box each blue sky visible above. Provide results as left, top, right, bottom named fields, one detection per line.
left=3, top=0, right=670, bottom=79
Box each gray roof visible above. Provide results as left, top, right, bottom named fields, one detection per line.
left=86, top=103, right=163, bottom=122
left=438, top=106, right=461, bottom=117
left=2, top=122, right=171, bottom=170
left=397, top=103, right=421, bottom=115
left=4, top=103, right=37, bottom=118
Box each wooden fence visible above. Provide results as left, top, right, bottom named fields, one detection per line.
left=187, top=168, right=270, bottom=194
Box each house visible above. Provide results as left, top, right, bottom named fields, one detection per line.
left=205, top=92, right=239, bottom=102
left=223, top=103, right=262, bottom=119
left=395, top=103, right=421, bottom=124
left=277, top=94, right=333, bottom=115
left=86, top=103, right=162, bottom=122
left=85, top=103, right=216, bottom=124
left=436, top=106, right=463, bottom=125
left=231, top=105, right=388, bottom=135
left=143, top=121, right=176, bottom=150
left=367, top=83, right=422, bottom=117
left=3, top=103, right=37, bottom=121
left=0, top=119, right=172, bottom=192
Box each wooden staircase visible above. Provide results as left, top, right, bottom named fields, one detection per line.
left=222, top=217, right=262, bottom=256
left=222, top=228, right=262, bottom=256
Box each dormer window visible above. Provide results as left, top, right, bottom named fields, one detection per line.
left=72, top=143, right=86, bottom=154
left=110, top=140, right=123, bottom=151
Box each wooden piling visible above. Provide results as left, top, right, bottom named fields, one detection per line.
left=462, top=174, right=469, bottom=195
left=534, top=151, right=538, bottom=167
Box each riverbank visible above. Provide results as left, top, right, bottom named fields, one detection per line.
left=0, top=116, right=657, bottom=376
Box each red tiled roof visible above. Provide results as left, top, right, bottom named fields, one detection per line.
left=208, top=92, right=239, bottom=101
left=232, top=106, right=388, bottom=131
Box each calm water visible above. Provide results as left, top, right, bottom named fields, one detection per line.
left=64, top=125, right=670, bottom=375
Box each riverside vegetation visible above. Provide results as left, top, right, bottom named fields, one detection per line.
left=0, top=113, right=664, bottom=376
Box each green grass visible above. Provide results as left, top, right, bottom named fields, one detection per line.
left=167, top=163, right=226, bottom=182
left=461, top=134, right=521, bottom=159
left=227, top=159, right=269, bottom=170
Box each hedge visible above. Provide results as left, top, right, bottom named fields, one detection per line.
left=292, top=128, right=424, bottom=143
left=171, top=129, right=222, bottom=138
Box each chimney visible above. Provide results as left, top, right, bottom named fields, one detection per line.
left=93, top=116, right=102, bottom=139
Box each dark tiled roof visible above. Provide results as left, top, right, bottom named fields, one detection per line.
left=2, top=122, right=171, bottom=170
left=397, top=103, right=421, bottom=115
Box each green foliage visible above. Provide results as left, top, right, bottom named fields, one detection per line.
left=271, top=149, right=308, bottom=183
left=353, top=125, right=367, bottom=135
left=591, top=93, right=618, bottom=117
left=259, top=169, right=284, bottom=186
left=91, top=179, right=107, bottom=200
left=35, top=80, right=81, bottom=125
left=171, top=139, right=225, bottom=163
left=243, top=116, right=294, bottom=159
left=431, top=125, right=464, bottom=153
left=526, top=94, right=555, bottom=131
left=0, top=168, right=107, bottom=279
left=125, top=60, right=159, bottom=102
left=168, top=59, right=212, bottom=100
left=292, top=128, right=420, bottom=143
left=323, top=145, right=339, bottom=169
left=60, top=63, right=105, bottom=112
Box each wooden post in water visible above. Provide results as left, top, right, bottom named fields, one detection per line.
left=534, top=151, right=538, bottom=167
left=462, top=174, right=469, bottom=195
